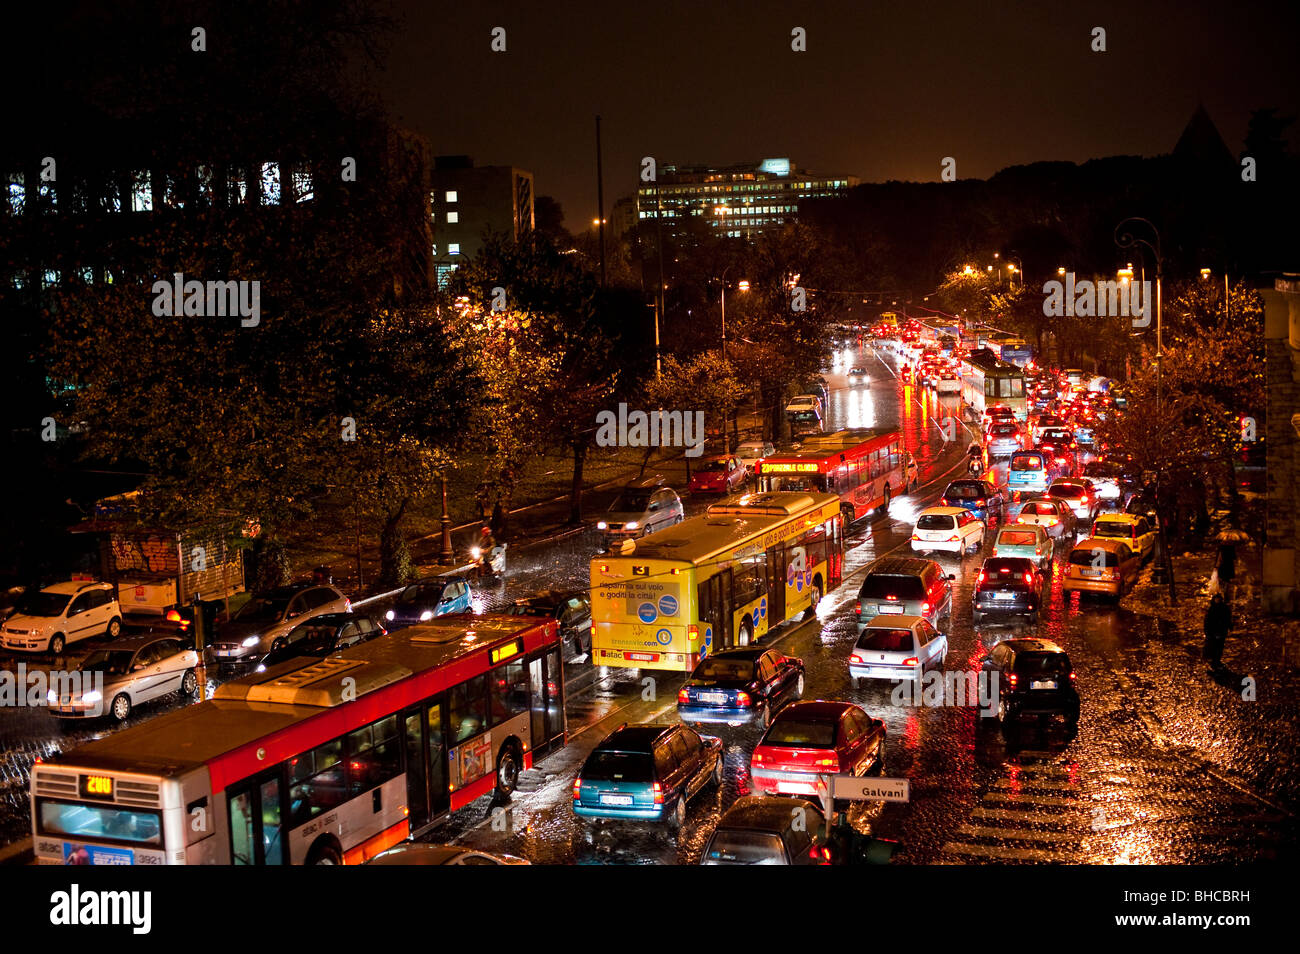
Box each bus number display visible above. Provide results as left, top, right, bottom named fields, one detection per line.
left=759, top=462, right=820, bottom=474
left=79, top=775, right=114, bottom=800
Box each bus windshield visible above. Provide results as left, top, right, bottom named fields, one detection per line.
left=38, top=800, right=163, bottom=846
left=766, top=475, right=826, bottom=492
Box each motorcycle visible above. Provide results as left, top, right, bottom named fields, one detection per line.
left=470, top=542, right=507, bottom=582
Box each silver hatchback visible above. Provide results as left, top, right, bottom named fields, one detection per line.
left=50, top=634, right=199, bottom=721
left=599, top=478, right=684, bottom=542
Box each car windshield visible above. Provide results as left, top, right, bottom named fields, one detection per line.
left=790, top=411, right=820, bottom=423
left=16, top=592, right=72, bottom=617
left=997, top=530, right=1039, bottom=546
left=856, top=629, right=914, bottom=651
left=946, top=482, right=983, bottom=497
left=397, top=584, right=444, bottom=604
left=694, top=658, right=755, bottom=681
left=916, top=514, right=956, bottom=530
left=1070, top=547, right=1122, bottom=567
left=699, top=459, right=729, bottom=472
left=289, top=624, right=336, bottom=644
left=1049, top=485, right=1084, bottom=498
left=764, top=719, right=837, bottom=748
left=1020, top=502, right=1057, bottom=516
left=583, top=751, right=654, bottom=782
left=1042, top=429, right=1071, bottom=441
left=234, top=596, right=289, bottom=623
left=702, top=831, right=789, bottom=865
left=991, top=425, right=1017, bottom=436
left=610, top=490, right=653, bottom=511
left=1011, top=456, right=1043, bottom=471
left=859, top=576, right=926, bottom=600
left=78, top=650, right=135, bottom=676
left=1092, top=522, right=1132, bottom=538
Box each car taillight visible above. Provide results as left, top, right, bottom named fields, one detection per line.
left=912, top=533, right=921, bottom=541
left=678, top=688, right=690, bottom=704
left=977, top=498, right=986, bottom=507
left=947, top=535, right=960, bottom=542
left=653, top=781, right=664, bottom=804
left=1008, top=673, right=1018, bottom=687
left=1046, top=517, right=1058, bottom=525
left=1068, top=671, right=1077, bottom=681
left=1024, top=572, right=1033, bottom=584
left=854, top=601, right=861, bottom=615
left=978, top=571, right=986, bottom=583
left=344, top=599, right=352, bottom=612
left=1035, top=547, right=1043, bottom=555
left=940, top=497, right=948, bottom=506
left=921, top=601, right=931, bottom=614
left=736, top=692, right=752, bottom=707
left=903, top=657, right=918, bottom=666
left=815, top=757, right=838, bottom=767
left=850, top=652, right=864, bottom=664
left=573, top=778, right=582, bottom=800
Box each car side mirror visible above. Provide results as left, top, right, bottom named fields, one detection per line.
left=133, top=663, right=146, bottom=672
left=947, top=574, right=957, bottom=581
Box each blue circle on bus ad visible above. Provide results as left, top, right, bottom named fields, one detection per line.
left=658, top=595, right=678, bottom=617
left=703, top=626, right=713, bottom=650
left=637, top=602, right=657, bottom=623
left=655, top=628, right=673, bottom=646
left=759, top=597, right=767, bottom=619
left=794, top=571, right=804, bottom=592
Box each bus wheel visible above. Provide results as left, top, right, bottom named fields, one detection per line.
left=494, top=744, right=520, bottom=800
left=842, top=504, right=856, bottom=524
left=307, top=840, right=342, bottom=865
left=803, top=583, right=822, bottom=621
left=881, top=487, right=891, bottom=513
left=738, top=621, right=753, bottom=647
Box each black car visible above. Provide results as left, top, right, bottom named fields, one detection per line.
left=700, top=796, right=828, bottom=865
left=972, top=558, right=1044, bottom=623
left=941, top=478, right=1005, bottom=525
left=254, top=612, right=386, bottom=671
left=676, top=647, right=805, bottom=727
left=503, top=590, right=592, bottom=655
left=981, top=637, right=1079, bottom=726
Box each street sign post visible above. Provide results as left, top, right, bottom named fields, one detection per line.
left=831, top=775, right=910, bottom=803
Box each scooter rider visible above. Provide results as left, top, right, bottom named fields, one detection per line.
left=967, top=442, right=984, bottom=476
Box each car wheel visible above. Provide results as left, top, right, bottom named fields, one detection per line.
left=270, top=637, right=286, bottom=653
left=494, top=745, right=520, bottom=800
left=1029, top=610, right=1040, bottom=624
left=795, top=673, right=805, bottom=697
left=668, top=795, right=687, bottom=832
left=49, top=633, right=66, bottom=655
left=180, top=669, right=198, bottom=697
left=106, top=616, right=122, bottom=639
left=973, top=611, right=983, bottom=624
left=712, top=753, right=724, bottom=787
left=997, top=699, right=1010, bottom=724
left=111, top=693, right=132, bottom=722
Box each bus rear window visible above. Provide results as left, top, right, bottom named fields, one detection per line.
left=38, top=800, right=163, bottom=846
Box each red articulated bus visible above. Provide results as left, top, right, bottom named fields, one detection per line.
left=30, top=615, right=566, bottom=865
left=753, top=428, right=912, bottom=524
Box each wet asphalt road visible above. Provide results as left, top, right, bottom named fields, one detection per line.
left=2, top=343, right=1296, bottom=862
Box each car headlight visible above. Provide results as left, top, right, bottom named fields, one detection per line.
left=241, top=635, right=261, bottom=648
left=82, top=690, right=101, bottom=705
left=419, top=610, right=434, bottom=621
left=386, top=609, right=395, bottom=621
left=470, top=545, right=482, bottom=560
left=625, top=521, right=638, bottom=530
left=596, top=521, right=608, bottom=530
left=46, top=689, right=58, bottom=704
left=255, top=664, right=266, bottom=673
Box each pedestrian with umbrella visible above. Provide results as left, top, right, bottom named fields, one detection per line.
left=1214, top=528, right=1249, bottom=604
left=1203, top=592, right=1231, bottom=671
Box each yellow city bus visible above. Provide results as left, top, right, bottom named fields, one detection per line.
left=590, top=492, right=844, bottom=672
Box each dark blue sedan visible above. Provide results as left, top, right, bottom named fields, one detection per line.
left=941, top=478, right=1005, bottom=525
left=677, top=647, right=804, bottom=727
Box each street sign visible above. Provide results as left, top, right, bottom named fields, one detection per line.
left=831, top=775, right=910, bottom=803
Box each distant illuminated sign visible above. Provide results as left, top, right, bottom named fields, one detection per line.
left=79, top=775, right=114, bottom=800
left=761, top=462, right=821, bottom=473
left=490, top=639, right=523, bottom=664
left=759, top=158, right=791, bottom=176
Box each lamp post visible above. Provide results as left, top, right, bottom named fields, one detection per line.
left=438, top=476, right=454, bottom=565
left=1115, top=216, right=1173, bottom=602
left=719, top=265, right=748, bottom=452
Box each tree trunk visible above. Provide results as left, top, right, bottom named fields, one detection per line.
left=379, top=497, right=413, bottom=588
left=569, top=439, right=587, bottom=525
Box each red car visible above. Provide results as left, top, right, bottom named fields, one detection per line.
left=749, top=700, right=886, bottom=799
left=689, top=455, right=747, bottom=494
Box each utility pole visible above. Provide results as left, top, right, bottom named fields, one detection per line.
left=595, top=115, right=607, bottom=289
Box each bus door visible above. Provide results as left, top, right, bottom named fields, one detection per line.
left=402, top=698, right=450, bottom=832
left=765, top=545, right=787, bottom=623
left=699, top=569, right=736, bottom=649
left=227, top=768, right=287, bottom=865
left=528, top=647, right=566, bottom=757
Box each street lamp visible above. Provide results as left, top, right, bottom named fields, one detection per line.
left=719, top=264, right=748, bottom=452
left=438, top=476, right=454, bottom=565
left=1115, top=216, right=1171, bottom=602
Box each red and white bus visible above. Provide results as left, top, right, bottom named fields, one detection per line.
left=753, top=428, right=912, bottom=523
left=29, top=614, right=566, bottom=865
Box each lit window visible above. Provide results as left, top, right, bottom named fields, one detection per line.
left=196, top=165, right=214, bottom=205
left=293, top=167, right=314, bottom=202
left=446, top=211, right=458, bottom=223
left=446, top=191, right=458, bottom=203
left=228, top=169, right=247, bottom=204
left=431, top=243, right=437, bottom=256
left=130, top=171, right=153, bottom=211
left=449, top=243, right=460, bottom=255
left=6, top=173, right=24, bottom=214
left=11, top=269, right=27, bottom=289
left=42, top=269, right=59, bottom=288
left=430, top=190, right=437, bottom=203
left=102, top=181, right=122, bottom=213
left=80, top=267, right=94, bottom=282
left=38, top=180, right=56, bottom=211
left=261, top=162, right=280, bottom=204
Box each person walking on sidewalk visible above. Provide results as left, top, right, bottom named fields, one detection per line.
left=1203, top=592, right=1231, bottom=670
left=1216, top=541, right=1237, bottom=602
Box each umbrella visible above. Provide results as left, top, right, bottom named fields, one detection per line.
left=1214, top=528, right=1252, bottom=544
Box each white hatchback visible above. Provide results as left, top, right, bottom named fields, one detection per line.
left=911, top=506, right=985, bottom=556
left=0, top=581, right=122, bottom=654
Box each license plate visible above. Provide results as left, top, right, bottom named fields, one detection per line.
left=600, top=794, right=633, bottom=806
left=995, top=592, right=1014, bottom=599
left=1031, top=679, right=1058, bottom=690
left=699, top=692, right=727, bottom=704
left=215, top=649, right=237, bottom=657
left=1081, top=569, right=1100, bottom=578
left=878, top=605, right=903, bottom=614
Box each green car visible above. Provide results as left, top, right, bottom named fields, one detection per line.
left=991, top=524, right=1053, bottom=572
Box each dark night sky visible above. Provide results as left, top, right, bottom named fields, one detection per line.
left=379, top=0, right=1300, bottom=229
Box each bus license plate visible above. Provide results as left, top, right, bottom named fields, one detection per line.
left=1031, top=679, right=1057, bottom=690
left=878, top=605, right=903, bottom=614
left=600, top=794, right=633, bottom=806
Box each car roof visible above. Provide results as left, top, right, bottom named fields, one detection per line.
left=702, top=646, right=768, bottom=661
left=291, top=612, right=363, bottom=626
left=1000, top=637, right=1066, bottom=654
left=626, top=475, right=667, bottom=489
left=862, top=615, right=923, bottom=629
left=254, top=583, right=317, bottom=599
left=983, top=556, right=1035, bottom=570
left=42, top=581, right=109, bottom=596
left=919, top=506, right=970, bottom=517
left=1093, top=513, right=1139, bottom=524
left=773, top=700, right=860, bottom=721
left=83, top=634, right=183, bottom=653
left=595, top=723, right=677, bottom=752
left=866, top=556, right=939, bottom=576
